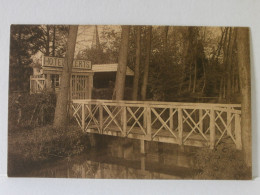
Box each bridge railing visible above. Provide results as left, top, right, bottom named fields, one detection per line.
left=71, top=99, right=242, bottom=150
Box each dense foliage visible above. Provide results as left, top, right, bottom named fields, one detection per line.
left=8, top=92, right=56, bottom=130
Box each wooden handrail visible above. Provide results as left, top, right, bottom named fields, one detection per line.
left=72, top=99, right=241, bottom=108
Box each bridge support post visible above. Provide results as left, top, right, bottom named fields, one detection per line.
left=178, top=108, right=183, bottom=145
left=141, top=156, right=146, bottom=171
left=140, top=140, right=145, bottom=154
left=210, top=109, right=215, bottom=149
left=81, top=103, right=85, bottom=131
left=235, top=113, right=242, bottom=150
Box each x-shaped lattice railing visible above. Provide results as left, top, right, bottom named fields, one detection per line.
left=215, top=110, right=236, bottom=145
left=84, top=104, right=101, bottom=133
left=126, top=107, right=146, bottom=135
left=183, top=109, right=209, bottom=143
left=182, top=109, right=200, bottom=133
left=103, top=105, right=123, bottom=133
left=204, top=110, right=224, bottom=135
left=72, top=103, right=82, bottom=128
left=151, top=108, right=177, bottom=139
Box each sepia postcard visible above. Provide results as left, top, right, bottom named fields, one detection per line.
left=8, top=25, right=251, bottom=179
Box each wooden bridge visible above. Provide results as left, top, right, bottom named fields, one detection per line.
left=71, top=99, right=242, bottom=152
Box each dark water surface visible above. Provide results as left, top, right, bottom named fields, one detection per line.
left=24, top=135, right=198, bottom=179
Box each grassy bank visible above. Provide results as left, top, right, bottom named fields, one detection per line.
left=191, top=143, right=251, bottom=180
left=8, top=124, right=89, bottom=176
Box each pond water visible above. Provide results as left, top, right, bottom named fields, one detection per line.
left=25, top=135, right=198, bottom=179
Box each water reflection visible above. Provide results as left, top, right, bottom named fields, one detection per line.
left=26, top=136, right=197, bottom=179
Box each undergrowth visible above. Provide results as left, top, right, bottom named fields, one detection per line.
left=192, top=143, right=251, bottom=180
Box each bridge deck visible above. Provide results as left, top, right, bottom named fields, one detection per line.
left=83, top=123, right=233, bottom=148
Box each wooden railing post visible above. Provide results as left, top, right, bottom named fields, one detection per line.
left=178, top=108, right=183, bottom=145
left=210, top=109, right=215, bottom=149
left=146, top=106, right=152, bottom=140
left=99, top=103, right=103, bottom=134
left=143, top=107, right=147, bottom=129
left=81, top=103, right=85, bottom=131
left=169, top=108, right=173, bottom=130
left=235, top=113, right=242, bottom=150
left=121, top=106, right=127, bottom=137
left=199, top=109, right=203, bottom=132
left=227, top=110, right=232, bottom=136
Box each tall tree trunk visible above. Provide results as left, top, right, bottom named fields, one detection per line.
left=52, top=26, right=56, bottom=56
left=113, top=25, right=130, bottom=100
left=46, top=25, right=50, bottom=56
left=201, top=60, right=206, bottom=94
left=236, top=27, right=251, bottom=168
left=226, top=27, right=235, bottom=103
left=141, top=26, right=152, bottom=100
left=163, top=26, right=169, bottom=49
left=132, top=26, right=141, bottom=100
left=219, top=28, right=228, bottom=100
left=178, top=33, right=189, bottom=95
left=53, top=25, right=78, bottom=128
left=192, top=59, right=197, bottom=93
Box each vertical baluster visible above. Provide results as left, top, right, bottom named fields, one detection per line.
left=121, top=106, right=127, bottom=136
left=147, top=106, right=152, bottom=140
left=227, top=110, right=232, bottom=136
left=210, top=108, right=215, bottom=149
left=235, top=113, right=242, bottom=150
left=169, top=108, right=173, bottom=131
left=199, top=109, right=203, bottom=132
left=178, top=108, right=183, bottom=145
left=99, top=103, right=103, bottom=134
left=81, top=103, right=85, bottom=131
left=143, top=107, right=147, bottom=130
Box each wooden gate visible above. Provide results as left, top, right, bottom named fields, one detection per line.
left=71, top=75, right=89, bottom=99
left=30, top=75, right=46, bottom=94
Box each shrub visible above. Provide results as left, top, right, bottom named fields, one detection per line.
left=8, top=92, right=56, bottom=130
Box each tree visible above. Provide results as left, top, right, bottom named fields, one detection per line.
left=9, top=25, right=37, bottom=92
left=141, top=26, right=152, bottom=100
left=113, top=26, right=130, bottom=100
left=132, top=26, right=141, bottom=100
left=236, top=27, right=251, bottom=167
left=53, top=25, right=78, bottom=128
